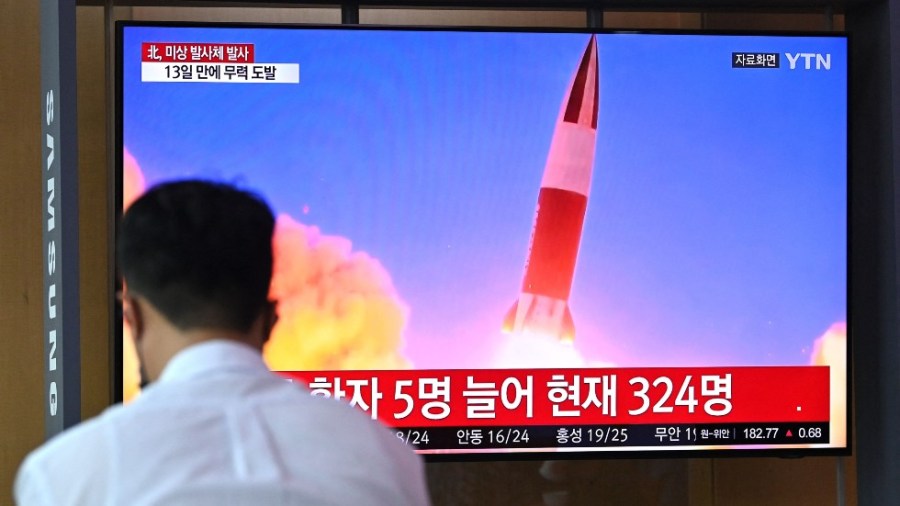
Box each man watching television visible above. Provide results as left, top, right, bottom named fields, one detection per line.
left=15, top=180, right=430, bottom=505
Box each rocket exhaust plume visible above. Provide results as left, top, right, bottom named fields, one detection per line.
left=264, top=215, right=412, bottom=371
left=504, top=35, right=599, bottom=343
left=810, top=322, right=846, bottom=447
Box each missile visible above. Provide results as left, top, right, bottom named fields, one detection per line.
left=503, top=35, right=599, bottom=343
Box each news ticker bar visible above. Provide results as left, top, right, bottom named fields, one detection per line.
left=394, top=422, right=830, bottom=451
left=280, top=366, right=830, bottom=427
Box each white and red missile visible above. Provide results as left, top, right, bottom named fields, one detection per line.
left=503, top=35, right=599, bottom=343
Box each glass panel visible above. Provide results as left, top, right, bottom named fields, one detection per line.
left=130, top=6, right=341, bottom=24
left=603, top=12, right=702, bottom=29
left=703, top=12, right=831, bottom=32
left=360, top=8, right=585, bottom=28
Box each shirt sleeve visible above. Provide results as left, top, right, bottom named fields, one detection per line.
left=14, top=456, right=56, bottom=506
left=12, top=416, right=112, bottom=506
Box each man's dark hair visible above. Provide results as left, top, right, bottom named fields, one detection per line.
left=118, top=180, right=276, bottom=332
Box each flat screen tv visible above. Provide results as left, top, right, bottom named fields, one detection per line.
left=118, top=22, right=848, bottom=459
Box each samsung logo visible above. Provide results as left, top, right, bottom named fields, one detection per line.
left=45, top=88, right=58, bottom=417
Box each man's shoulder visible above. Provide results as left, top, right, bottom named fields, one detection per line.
left=256, top=381, right=421, bottom=460
left=278, top=382, right=398, bottom=428
left=23, top=406, right=117, bottom=465
left=15, top=406, right=121, bottom=505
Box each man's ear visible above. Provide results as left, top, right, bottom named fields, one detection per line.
left=122, top=291, right=152, bottom=388
left=262, top=300, right=278, bottom=344
left=123, top=293, right=144, bottom=344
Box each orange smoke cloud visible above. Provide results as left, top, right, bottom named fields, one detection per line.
left=810, top=322, right=847, bottom=447
left=120, top=148, right=411, bottom=404
left=122, top=148, right=145, bottom=403
left=264, top=215, right=411, bottom=371
left=122, top=148, right=146, bottom=210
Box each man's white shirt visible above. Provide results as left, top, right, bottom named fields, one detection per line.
left=15, top=340, right=430, bottom=506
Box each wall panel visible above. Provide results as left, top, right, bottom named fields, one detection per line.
left=0, top=0, right=45, bottom=501
left=77, top=4, right=111, bottom=420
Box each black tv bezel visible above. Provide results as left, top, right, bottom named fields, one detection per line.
left=114, top=20, right=851, bottom=462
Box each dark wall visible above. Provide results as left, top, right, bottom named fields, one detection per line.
left=847, top=1, right=900, bottom=504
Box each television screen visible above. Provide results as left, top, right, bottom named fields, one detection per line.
left=119, top=23, right=848, bottom=458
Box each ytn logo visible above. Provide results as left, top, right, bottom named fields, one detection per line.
left=785, top=53, right=831, bottom=70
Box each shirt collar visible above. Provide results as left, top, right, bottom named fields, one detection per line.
left=158, top=339, right=268, bottom=383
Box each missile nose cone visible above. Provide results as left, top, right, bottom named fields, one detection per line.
left=562, top=35, right=599, bottom=130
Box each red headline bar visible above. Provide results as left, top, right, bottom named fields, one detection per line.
left=141, top=43, right=254, bottom=63
left=279, top=366, right=830, bottom=428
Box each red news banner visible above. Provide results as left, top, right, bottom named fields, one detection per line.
left=279, top=366, right=829, bottom=427
left=142, top=42, right=254, bottom=63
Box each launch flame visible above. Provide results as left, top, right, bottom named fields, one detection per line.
left=493, top=330, right=588, bottom=369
